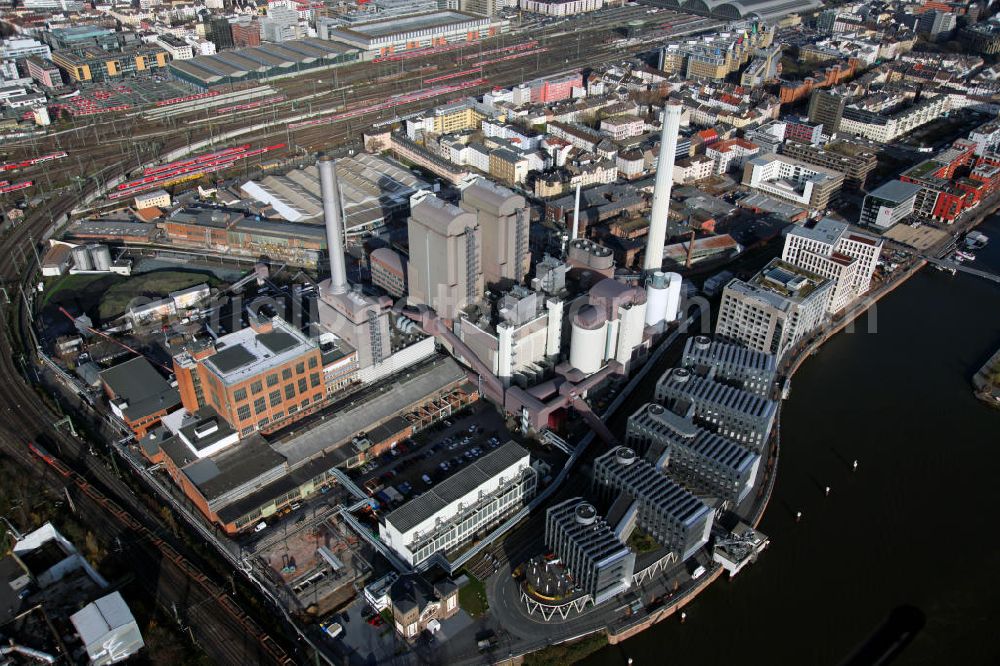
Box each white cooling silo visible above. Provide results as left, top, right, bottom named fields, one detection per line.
left=545, top=297, right=563, bottom=358
left=71, top=245, right=92, bottom=272
left=615, top=301, right=647, bottom=366
left=664, top=272, right=683, bottom=323
left=644, top=271, right=671, bottom=327
left=89, top=244, right=112, bottom=272
left=570, top=304, right=606, bottom=375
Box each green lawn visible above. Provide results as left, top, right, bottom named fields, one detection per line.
left=458, top=572, right=488, bottom=618
left=523, top=633, right=608, bottom=666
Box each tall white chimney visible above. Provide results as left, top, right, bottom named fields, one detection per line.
left=644, top=102, right=682, bottom=273
left=571, top=182, right=581, bottom=241
left=318, top=156, right=349, bottom=295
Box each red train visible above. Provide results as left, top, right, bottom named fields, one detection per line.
left=0, top=151, right=68, bottom=173
left=111, top=143, right=286, bottom=200
left=0, top=180, right=33, bottom=194
left=155, top=91, right=221, bottom=108
left=142, top=144, right=251, bottom=178
left=215, top=95, right=287, bottom=114
left=457, top=40, right=539, bottom=62
left=424, top=67, right=482, bottom=84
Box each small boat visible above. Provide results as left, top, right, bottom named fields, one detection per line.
left=955, top=250, right=976, bottom=261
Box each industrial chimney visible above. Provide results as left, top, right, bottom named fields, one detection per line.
left=571, top=182, right=581, bottom=241
left=644, top=101, right=682, bottom=273
left=318, top=156, right=349, bottom=295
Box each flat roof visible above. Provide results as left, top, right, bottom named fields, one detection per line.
left=385, top=441, right=528, bottom=533
left=274, top=355, right=466, bottom=465
left=202, top=318, right=316, bottom=385
left=339, top=11, right=483, bottom=39
left=181, top=435, right=287, bottom=503
left=99, top=357, right=179, bottom=422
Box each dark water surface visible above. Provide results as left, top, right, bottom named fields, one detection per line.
left=585, top=216, right=1000, bottom=666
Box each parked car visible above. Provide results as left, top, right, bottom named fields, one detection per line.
left=254, top=522, right=267, bottom=532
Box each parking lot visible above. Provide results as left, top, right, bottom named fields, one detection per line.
left=349, top=402, right=514, bottom=512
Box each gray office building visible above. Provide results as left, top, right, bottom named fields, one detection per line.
left=625, top=403, right=761, bottom=504
left=592, top=447, right=713, bottom=561
left=545, top=498, right=636, bottom=605
left=654, top=367, right=777, bottom=451
left=681, top=336, right=777, bottom=398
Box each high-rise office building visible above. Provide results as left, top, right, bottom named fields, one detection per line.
left=545, top=498, right=635, bottom=604
left=655, top=367, right=777, bottom=451
left=592, top=446, right=713, bottom=561
left=807, top=89, right=848, bottom=134
left=715, top=259, right=831, bottom=361
left=625, top=403, right=761, bottom=503
left=680, top=336, right=777, bottom=398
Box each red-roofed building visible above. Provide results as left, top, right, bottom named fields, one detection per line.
left=706, top=138, right=760, bottom=174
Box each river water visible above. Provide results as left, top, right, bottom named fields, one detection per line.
left=585, top=216, right=1000, bottom=666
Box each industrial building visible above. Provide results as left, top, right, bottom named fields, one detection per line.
left=592, top=446, right=713, bottom=562
left=458, top=178, right=531, bottom=289
left=544, top=498, right=635, bottom=605
left=100, top=357, right=181, bottom=438
left=569, top=278, right=647, bottom=375
left=715, top=259, right=832, bottom=360
left=370, top=247, right=408, bottom=298
left=172, top=315, right=327, bottom=437
left=379, top=441, right=537, bottom=567
left=742, top=154, right=845, bottom=210
left=655, top=367, right=777, bottom=451
left=625, top=403, right=761, bottom=504
left=406, top=192, right=484, bottom=320
left=781, top=218, right=883, bottom=313
left=680, top=336, right=777, bottom=398
left=458, top=285, right=562, bottom=386
left=324, top=11, right=508, bottom=59
left=168, top=39, right=358, bottom=88
left=240, top=153, right=428, bottom=232
left=859, top=180, right=922, bottom=229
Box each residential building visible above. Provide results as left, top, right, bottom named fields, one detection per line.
left=25, top=55, right=60, bottom=88
left=715, top=259, right=832, bottom=360
left=379, top=442, right=536, bottom=566
left=134, top=189, right=170, bottom=210
left=807, top=89, right=848, bottom=133
left=838, top=95, right=950, bottom=144
left=100, top=357, right=181, bottom=438
left=600, top=115, right=644, bottom=141
left=781, top=218, right=883, bottom=313
left=489, top=148, right=530, bottom=185
left=860, top=180, right=921, bottom=228
left=625, top=403, right=761, bottom=504
left=172, top=315, right=326, bottom=437
left=459, top=178, right=530, bottom=288
left=592, top=446, right=713, bottom=562
left=781, top=140, right=877, bottom=189
left=680, top=336, right=777, bottom=398
left=917, top=10, right=956, bottom=41
left=672, top=155, right=714, bottom=184
left=545, top=498, right=635, bottom=604
left=742, top=154, right=845, bottom=210
left=406, top=193, right=484, bottom=319
left=0, top=38, right=51, bottom=61
left=655, top=367, right=777, bottom=451
left=706, top=139, right=759, bottom=175
left=156, top=34, right=193, bottom=60
left=231, top=21, right=260, bottom=48
left=520, top=0, right=603, bottom=15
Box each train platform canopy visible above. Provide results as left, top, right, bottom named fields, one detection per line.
left=169, top=39, right=359, bottom=88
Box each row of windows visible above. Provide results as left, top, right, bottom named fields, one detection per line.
left=233, top=355, right=320, bottom=401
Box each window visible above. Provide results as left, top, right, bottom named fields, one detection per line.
left=266, top=373, right=279, bottom=387
left=237, top=405, right=251, bottom=421
left=288, top=405, right=298, bottom=414
left=298, top=378, right=307, bottom=394
left=254, top=398, right=266, bottom=415
left=308, top=356, right=317, bottom=369
left=269, top=390, right=281, bottom=407
left=310, top=373, right=320, bottom=388
left=300, top=397, right=310, bottom=408
left=282, top=368, right=292, bottom=380
left=234, top=388, right=247, bottom=402
left=295, top=362, right=305, bottom=375
left=241, top=426, right=254, bottom=436
left=274, top=411, right=284, bottom=420
left=258, top=417, right=269, bottom=428
left=285, top=385, right=295, bottom=400
left=251, top=380, right=263, bottom=395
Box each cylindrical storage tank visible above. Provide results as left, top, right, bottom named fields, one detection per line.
left=545, top=297, right=563, bottom=358
left=89, top=244, right=112, bottom=271
left=570, top=305, right=606, bottom=375
left=71, top=245, right=92, bottom=272
left=574, top=502, right=597, bottom=525
left=664, top=272, right=683, bottom=323
left=645, top=271, right=670, bottom=327
left=614, top=446, right=637, bottom=466
left=615, top=301, right=647, bottom=365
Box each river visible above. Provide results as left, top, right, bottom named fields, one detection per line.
left=585, top=215, right=1000, bottom=666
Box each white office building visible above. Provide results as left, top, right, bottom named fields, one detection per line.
left=379, top=442, right=536, bottom=567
